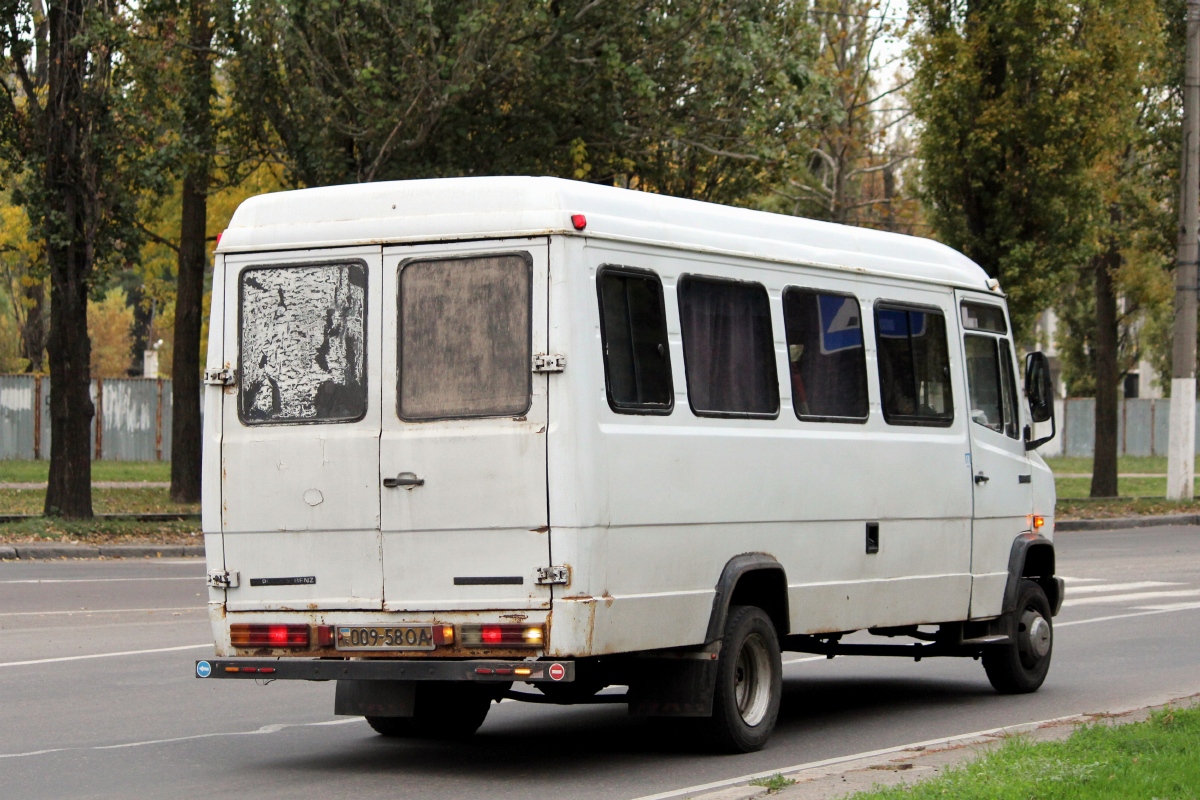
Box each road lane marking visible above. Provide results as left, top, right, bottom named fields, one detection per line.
left=0, top=643, right=210, bottom=668
left=628, top=711, right=1105, bottom=800
left=783, top=656, right=826, bottom=665
left=1060, top=576, right=1104, bottom=583
left=1056, top=604, right=1200, bottom=627
left=1136, top=600, right=1200, bottom=612
left=1061, top=589, right=1200, bottom=607
left=0, top=577, right=203, bottom=584
left=0, top=606, right=203, bottom=617
left=1063, top=581, right=1181, bottom=595
left=0, top=718, right=362, bottom=760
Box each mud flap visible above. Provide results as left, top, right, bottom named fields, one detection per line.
left=335, top=680, right=415, bottom=717
left=626, top=657, right=719, bottom=717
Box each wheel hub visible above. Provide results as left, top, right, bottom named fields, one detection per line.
left=733, top=633, right=772, bottom=727
left=1020, top=609, right=1051, bottom=660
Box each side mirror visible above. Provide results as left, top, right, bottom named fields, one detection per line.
left=1024, top=351, right=1056, bottom=450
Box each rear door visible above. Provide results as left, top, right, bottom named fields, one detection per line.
left=221, top=246, right=383, bottom=611
left=379, top=239, right=552, bottom=611
left=955, top=292, right=1033, bottom=617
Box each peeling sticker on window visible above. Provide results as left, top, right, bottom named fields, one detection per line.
left=239, top=262, right=367, bottom=424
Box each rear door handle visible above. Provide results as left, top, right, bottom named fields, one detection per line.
left=974, top=472, right=990, bottom=485
left=383, top=472, right=425, bottom=488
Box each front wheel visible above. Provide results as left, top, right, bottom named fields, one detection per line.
left=982, top=578, right=1054, bottom=694
left=704, top=605, right=782, bottom=753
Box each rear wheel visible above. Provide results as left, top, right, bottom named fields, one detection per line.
left=365, top=682, right=498, bottom=740
left=704, top=605, right=782, bottom=753
left=983, top=579, right=1054, bottom=694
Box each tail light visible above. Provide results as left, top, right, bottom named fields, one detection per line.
left=460, top=623, right=544, bottom=648
left=230, top=623, right=309, bottom=648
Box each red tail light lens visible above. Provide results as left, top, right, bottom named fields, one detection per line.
left=461, top=623, right=544, bottom=648
left=230, top=623, right=309, bottom=648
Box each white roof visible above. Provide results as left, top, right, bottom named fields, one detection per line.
left=218, top=176, right=993, bottom=291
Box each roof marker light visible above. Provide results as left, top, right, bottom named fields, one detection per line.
left=571, top=214, right=587, bottom=231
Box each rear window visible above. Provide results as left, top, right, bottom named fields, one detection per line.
left=678, top=275, right=779, bottom=418
left=782, top=288, right=869, bottom=421
left=398, top=253, right=532, bottom=420
left=597, top=267, right=673, bottom=414
left=239, top=261, right=367, bottom=425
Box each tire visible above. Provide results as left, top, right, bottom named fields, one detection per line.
left=704, top=605, right=783, bottom=753
left=365, top=716, right=415, bottom=737
left=983, top=578, right=1054, bottom=694
left=365, top=682, right=496, bottom=741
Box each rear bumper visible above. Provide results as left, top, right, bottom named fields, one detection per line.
left=194, top=657, right=575, bottom=683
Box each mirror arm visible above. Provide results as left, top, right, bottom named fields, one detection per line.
left=1025, top=411, right=1056, bottom=451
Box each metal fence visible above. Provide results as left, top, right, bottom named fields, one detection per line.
left=0, top=375, right=173, bottom=461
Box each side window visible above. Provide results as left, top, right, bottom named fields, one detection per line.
left=239, top=261, right=367, bottom=425
left=875, top=304, right=953, bottom=426
left=964, top=335, right=1004, bottom=433
left=782, top=288, right=868, bottom=422
left=678, top=275, right=779, bottom=418
left=597, top=267, right=673, bottom=414
left=962, top=301, right=1020, bottom=439
left=398, top=253, right=531, bottom=420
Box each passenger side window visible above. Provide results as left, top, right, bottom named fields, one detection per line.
left=875, top=304, right=953, bottom=425
left=597, top=267, right=673, bottom=414
left=962, top=302, right=1020, bottom=439
left=239, top=261, right=367, bottom=425
left=678, top=275, right=779, bottom=418
left=782, top=288, right=868, bottom=422
left=398, top=253, right=531, bottom=420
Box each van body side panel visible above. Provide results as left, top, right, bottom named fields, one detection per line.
left=379, top=239, right=552, bottom=611
left=219, top=246, right=384, bottom=612
left=549, top=241, right=972, bottom=656
left=204, top=254, right=228, bottom=650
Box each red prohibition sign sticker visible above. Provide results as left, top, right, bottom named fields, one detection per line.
left=548, top=663, right=566, bottom=681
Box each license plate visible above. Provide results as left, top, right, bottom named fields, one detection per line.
left=336, top=625, right=435, bottom=651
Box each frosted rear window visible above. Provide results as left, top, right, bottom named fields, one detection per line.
left=239, top=262, right=368, bottom=424
left=398, top=254, right=532, bottom=420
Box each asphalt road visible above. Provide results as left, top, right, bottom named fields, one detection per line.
left=2, top=525, right=1199, bottom=800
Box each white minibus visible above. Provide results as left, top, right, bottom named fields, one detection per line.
left=197, top=177, right=1060, bottom=752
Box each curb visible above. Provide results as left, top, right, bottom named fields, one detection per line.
left=1, top=543, right=204, bottom=559
left=1056, top=513, right=1200, bottom=532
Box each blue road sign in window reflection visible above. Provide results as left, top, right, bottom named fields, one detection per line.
left=818, top=295, right=864, bottom=354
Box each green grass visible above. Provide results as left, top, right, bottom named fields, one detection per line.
left=1042, top=455, right=1200, bottom=475
left=847, top=704, right=1200, bottom=800
left=750, top=774, right=797, bottom=793
left=0, top=516, right=200, bottom=544
left=0, top=460, right=170, bottom=483
left=0, top=487, right=197, bottom=515
left=1056, top=496, right=1200, bottom=519
left=1054, top=476, right=1200, bottom=499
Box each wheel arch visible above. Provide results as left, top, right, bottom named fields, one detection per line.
left=1003, top=533, right=1062, bottom=616
left=705, top=553, right=789, bottom=643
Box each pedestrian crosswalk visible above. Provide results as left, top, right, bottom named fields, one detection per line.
left=1059, top=576, right=1200, bottom=612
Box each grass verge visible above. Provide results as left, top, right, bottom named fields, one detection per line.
left=0, top=460, right=170, bottom=483
left=0, top=517, right=200, bottom=545
left=0, top=487, right=198, bottom=515
left=847, top=705, right=1200, bottom=800
left=1056, top=496, right=1200, bottom=520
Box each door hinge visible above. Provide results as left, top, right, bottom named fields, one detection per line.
left=206, top=569, right=239, bottom=588
left=532, top=353, right=566, bottom=373
left=204, top=367, right=236, bottom=386
left=536, top=565, right=570, bottom=585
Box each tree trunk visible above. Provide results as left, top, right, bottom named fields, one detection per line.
left=170, top=0, right=215, bottom=504
left=1090, top=241, right=1121, bottom=498
left=20, top=279, right=46, bottom=372
left=42, top=0, right=94, bottom=519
